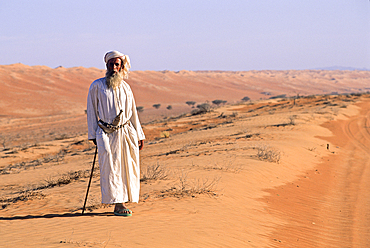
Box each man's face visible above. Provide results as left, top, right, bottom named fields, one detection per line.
left=107, top=58, right=122, bottom=74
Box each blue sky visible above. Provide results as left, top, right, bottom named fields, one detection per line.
left=1, top=0, right=369, bottom=71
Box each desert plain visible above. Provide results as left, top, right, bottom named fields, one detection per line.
left=0, top=64, right=370, bottom=247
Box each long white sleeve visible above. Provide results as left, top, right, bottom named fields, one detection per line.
left=87, top=80, right=99, bottom=140
left=130, top=94, right=146, bottom=141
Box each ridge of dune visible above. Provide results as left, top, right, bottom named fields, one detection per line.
left=0, top=64, right=369, bottom=119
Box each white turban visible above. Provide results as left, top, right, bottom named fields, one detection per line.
left=104, top=50, right=131, bottom=79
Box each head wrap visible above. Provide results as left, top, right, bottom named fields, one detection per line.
left=104, top=50, right=131, bottom=79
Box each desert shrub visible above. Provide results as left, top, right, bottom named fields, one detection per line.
left=260, top=92, right=271, bottom=96
left=44, top=170, right=92, bottom=188
left=136, top=106, right=144, bottom=113
left=288, top=115, right=297, bottom=125
left=241, top=96, right=250, bottom=101
left=212, top=100, right=227, bottom=106
left=351, top=93, right=362, bottom=97
left=141, top=163, right=168, bottom=182
left=256, top=145, right=281, bottom=163
left=160, top=131, right=170, bottom=138
left=191, top=103, right=211, bottom=115
left=159, top=171, right=219, bottom=198
left=1, top=192, right=46, bottom=209
left=185, top=101, right=196, bottom=107
left=166, top=105, right=172, bottom=110
left=196, top=103, right=211, bottom=112
left=153, top=104, right=161, bottom=109
left=269, top=94, right=287, bottom=100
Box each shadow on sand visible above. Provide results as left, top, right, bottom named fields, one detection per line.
left=0, top=211, right=115, bottom=220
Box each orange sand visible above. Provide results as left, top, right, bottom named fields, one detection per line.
left=0, top=64, right=369, bottom=247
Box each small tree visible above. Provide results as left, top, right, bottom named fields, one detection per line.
left=153, top=104, right=161, bottom=109
left=185, top=101, right=196, bottom=108
left=191, top=103, right=211, bottom=115
left=136, top=106, right=144, bottom=113
left=269, top=94, right=287, bottom=100
left=166, top=105, right=172, bottom=110
left=241, top=96, right=250, bottom=102
left=196, top=103, right=211, bottom=112
left=212, top=100, right=227, bottom=106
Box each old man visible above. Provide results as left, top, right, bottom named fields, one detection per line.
left=87, top=50, right=145, bottom=216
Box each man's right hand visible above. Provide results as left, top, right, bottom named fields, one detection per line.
left=90, top=139, right=97, bottom=146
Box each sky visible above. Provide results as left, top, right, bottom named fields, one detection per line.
left=0, top=0, right=369, bottom=71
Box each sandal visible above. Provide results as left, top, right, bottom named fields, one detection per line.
left=114, top=208, right=132, bottom=217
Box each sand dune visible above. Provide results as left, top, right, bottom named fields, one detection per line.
left=0, top=64, right=370, bottom=247
left=0, top=63, right=369, bottom=118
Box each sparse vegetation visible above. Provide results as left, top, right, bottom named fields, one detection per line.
left=166, top=105, right=172, bottom=110
left=1, top=168, right=98, bottom=209
left=260, top=92, right=271, bottom=96
left=288, top=115, right=297, bottom=125
left=212, top=100, right=227, bottom=106
left=141, top=163, right=169, bottom=182
left=1, top=191, right=46, bottom=209
left=153, top=104, right=161, bottom=109
left=44, top=170, right=93, bottom=188
left=0, top=150, right=66, bottom=174
left=269, top=94, right=287, bottom=100
left=0, top=135, right=9, bottom=149
left=256, top=145, right=281, bottom=163
left=136, top=106, right=144, bottom=113
left=306, top=147, right=317, bottom=152
left=158, top=171, right=219, bottom=198
left=197, top=159, right=241, bottom=173
left=160, top=131, right=170, bottom=138
left=186, top=101, right=196, bottom=108
left=191, top=103, right=211, bottom=115
left=241, top=96, right=251, bottom=101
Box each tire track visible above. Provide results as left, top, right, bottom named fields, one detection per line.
left=265, top=100, right=370, bottom=248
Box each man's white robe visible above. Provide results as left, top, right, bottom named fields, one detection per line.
left=87, top=78, right=145, bottom=204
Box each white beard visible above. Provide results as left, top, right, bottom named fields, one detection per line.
left=105, top=70, right=124, bottom=90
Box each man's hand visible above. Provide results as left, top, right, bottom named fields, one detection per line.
left=139, top=140, right=144, bottom=150
left=90, top=139, right=97, bottom=146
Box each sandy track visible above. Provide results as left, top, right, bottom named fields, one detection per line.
left=266, top=99, right=370, bottom=247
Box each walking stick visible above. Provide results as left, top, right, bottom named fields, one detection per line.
left=82, top=145, right=98, bottom=215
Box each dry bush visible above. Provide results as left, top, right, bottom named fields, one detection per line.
left=160, top=131, right=170, bottom=138
left=153, top=104, right=161, bottom=109
left=199, top=158, right=242, bottom=173
left=0, top=148, right=71, bottom=175
left=306, top=147, right=317, bottom=152
left=141, top=163, right=169, bottom=182
left=288, top=115, right=297, bottom=125
left=1, top=191, right=46, bottom=209
left=185, top=101, right=196, bottom=107
left=136, top=106, right=144, bottom=112
left=44, top=170, right=92, bottom=188
left=159, top=171, right=219, bottom=198
left=191, top=103, right=211, bottom=115
left=2, top=169, right=99, bottom=209
left=256, top=145, right=281, bottom=163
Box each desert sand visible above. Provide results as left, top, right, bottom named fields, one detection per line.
left=0, top=64, right=370, bottom=247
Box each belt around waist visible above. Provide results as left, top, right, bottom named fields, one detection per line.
left=98, top=119, right=130, bottom=134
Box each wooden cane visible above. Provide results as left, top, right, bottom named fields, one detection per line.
left=82, top=145, right=98, bottom=215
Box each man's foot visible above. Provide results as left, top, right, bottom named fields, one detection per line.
left=114, top=203, right=132, bottom=217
